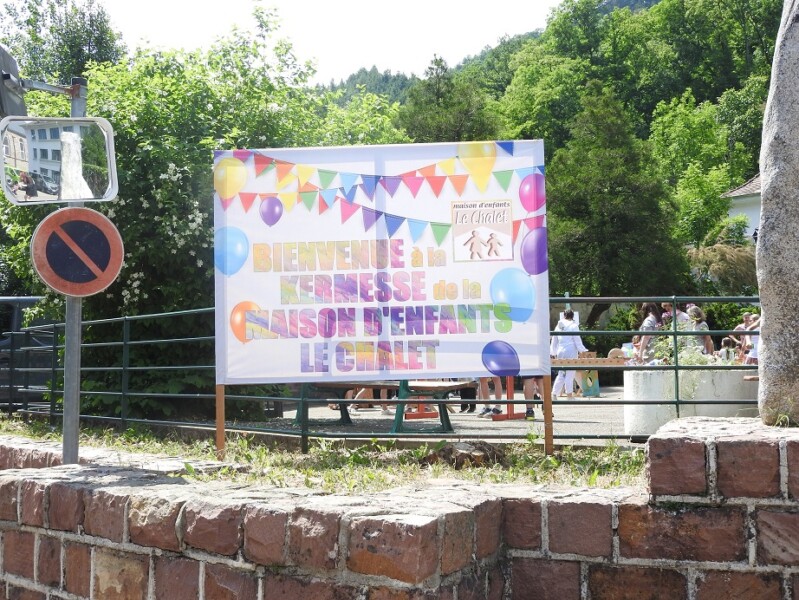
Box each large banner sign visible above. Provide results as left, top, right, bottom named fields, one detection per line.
left=214, top=141, right=550, bottom=384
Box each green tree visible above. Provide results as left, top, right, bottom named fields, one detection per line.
left=1, top=0, right=125, bottom=83
left=547, top=81, right=689, bottom=325
left=397, top=56, right=498, bottom=142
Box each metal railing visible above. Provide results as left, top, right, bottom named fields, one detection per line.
left=0, top=296, right=760, bottom=453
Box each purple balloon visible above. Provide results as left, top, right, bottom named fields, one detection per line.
left=481, top=341, right=520, bottom=377
left=259, top=196, right=283, bottom=226
left=520, top=227, right=548, bottom=276
left=519, top=173, right=546, bottom=212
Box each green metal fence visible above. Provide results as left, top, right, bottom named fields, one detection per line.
left=0, top=296, right=760, bottom=450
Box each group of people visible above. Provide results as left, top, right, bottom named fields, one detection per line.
left=633, top=302, right=760, bottom=364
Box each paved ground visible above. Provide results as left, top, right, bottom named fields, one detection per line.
left=243, top=386, right=640, bottom=448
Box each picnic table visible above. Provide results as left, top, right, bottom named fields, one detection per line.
left=299, top=380, right=477, bottom=433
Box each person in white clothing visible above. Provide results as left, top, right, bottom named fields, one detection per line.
left=550, top=309, right=588, bottom=398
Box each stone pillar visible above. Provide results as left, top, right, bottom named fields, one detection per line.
left=758, top=0, right=799, bottom=424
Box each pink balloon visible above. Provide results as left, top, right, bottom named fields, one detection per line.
left=519, top=173, right=546, bottom=212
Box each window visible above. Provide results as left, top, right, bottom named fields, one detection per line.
left=40, top=149, right=49, bottom=160
left=2, top=135, right=8, bottom=158
left=32, top=148, right=37, bottom=159
left=52, top=149, right=61, bottom=162
left=37, top=129, right=47, bottom=140
left=62, top=126, right=73, bottom=133
left=40, top=168, right=49, bottom=177
left=17, top=142, right=26, bottom=161
left=49, top=128, right=60, bottom=140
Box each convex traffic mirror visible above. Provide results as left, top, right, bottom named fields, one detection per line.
left=1, top=116, right=117, bottom=205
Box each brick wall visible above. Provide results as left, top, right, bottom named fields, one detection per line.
left=0, top=417, right=797, bottom=599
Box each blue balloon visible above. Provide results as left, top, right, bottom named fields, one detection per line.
left=214, top=227, right=249, bottom=275
left=482, top=341, right=520, bottom=377
left=490, top=267, right=535, bottom=322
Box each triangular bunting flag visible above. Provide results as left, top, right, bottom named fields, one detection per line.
left=535, top=165, right=546, bottom=175
left=340, top=172, right=359, bottom=195
left=319, top=197, right=330, bottom=215
left=233, top=149, right=252, bottom=162
left=318, top=169, right=337, bottom=189
left=430, top=223, right=451, bottom=246
left=343, top=186, right=358, bottom=204
left=449, top=174, right=468, bottom=196
left=497, top=141, right=515, bottom=156
left=297, top=164, right=316, bottom=186
left=220, top=197, right=235, bottom=211
left=524, top=216, right=546, bottom=230
left=418, top=164, right=437, bottom=177
left=276, top=160, right=294, bottom=183
left=438, top=158, right=456, bottom=176
left=300, top=191, right=317, bottom=211
left=379, top=176, right=402, bottom=197
left=340, top=199, right=360, bottom=223
left=407, top=219, right=427, bottom=243
left=384, top=214, right=406, bottom=238
left=360, top=175, right=380, bottom=200
left=515, top=167, right=535, bottom=180
left=254, top=153, right=275, bottom=176
left=426, top=175, right=447, bottom=197
left=299, top=181, right=319, bottom=193
left=512, top=220, right=522, bottom=244
left=278, top=192, right=298, bottom=212
left=493, top=170, right=514, bottom=191
left=320, top=189, right=338, bottom=209
left=362, top=207, right=383, bottom=232
left=401, top=175, right=425, bottom=197
left=239, top=192, right=257, bottom=212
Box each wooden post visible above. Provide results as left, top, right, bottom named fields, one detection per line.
left=543, top=375, right=554, bottom=455
left=215, top=384, right=225, bottom=459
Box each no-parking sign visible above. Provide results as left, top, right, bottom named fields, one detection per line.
left=31, top=207, right=123, bottom=297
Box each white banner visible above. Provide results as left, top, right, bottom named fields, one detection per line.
left=214, top=141, right=550, bottom=384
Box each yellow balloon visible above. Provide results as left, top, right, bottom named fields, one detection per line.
left=458, top=142, right=497, bottom=192
left=214, top=157, right=248, bottom=200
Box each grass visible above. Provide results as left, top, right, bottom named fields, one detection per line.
left=0, top=418, right=646, bottom=494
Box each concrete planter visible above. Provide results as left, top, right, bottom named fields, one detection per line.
left=623, top=369, right=758, bottom=436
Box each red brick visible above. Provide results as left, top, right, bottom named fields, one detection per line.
left=548, top=499, right=612, bottom=557
left=695, top=571, right=782, bottom=600
left=264, top=572, right=360, bottom=600
left=288, top=506, right=340, bottom=570
left=757, top=510, right=799, bottom=565
left=454, top=573, right=484, bottom=600
left=589, top=565, right=687, bottom=600
left=441, top=509, right=472, bottom=575
left=4, top=530, right=35, bottom=578
left=128, top=495, right=184, bottom=552
left=0, top=478, right=19, bottom=521
left=474, top=498, right=502, bottom=559
left=93, top=548, right=149, bottom=600
left=647, top=436, right=707, bottom=495
left=348, top=514, right=438, bottom=584
left=243, top=504, right=288, bottom=566
left=204, top=563, right=258, bottom=599
left=84, top=489, right=127, bottom=542
left=48, top=482, right=84, bottom=532
left=6, top=586, right=46, bottom=600
left=512, top=558, right=580, bottom=600
left=717, top=439, right=780, bottom=498
left=21, top=449, right=51, bottom=469
left=619, top=503, right=746, bottom=562
left=65, top=542, right=91, bottom=597
left=488, top=565, right=504, bottom=600
left=19, top=480, right=45, bottom=527
left=787, top=441, right=799, bottom=500
left=369, top=587, right=444, bottom=600
left=502, top=498, right=541, bottom=550
left=154, top=556, right=200, bottom=600
left=36, top=535, right=61, bottom=587
left=182, top=499, right=243, bottom=556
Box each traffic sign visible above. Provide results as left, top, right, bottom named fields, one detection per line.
left=31, top=207, right=123, bottom=297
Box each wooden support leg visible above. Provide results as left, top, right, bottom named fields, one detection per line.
left=215, top=384, right=225, bottom=460
left=543, top=375, right=554, bottom=455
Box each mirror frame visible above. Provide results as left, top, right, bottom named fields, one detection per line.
left=1, top=115, right=118, bottom=206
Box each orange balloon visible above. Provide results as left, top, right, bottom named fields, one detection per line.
left=230, top=301, right=260, bottom=343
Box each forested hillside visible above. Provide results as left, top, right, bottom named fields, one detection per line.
left=0, top=0, right=780, bottom=319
